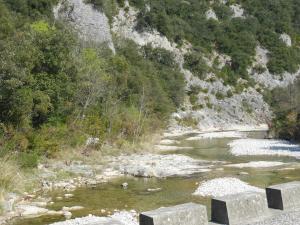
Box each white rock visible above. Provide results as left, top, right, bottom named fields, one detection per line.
left=17, top=205, right=49, bottom=217
left=121, top=183, right=128, bottom=189
left=206, top=8, right=218, bottom=20
left=64, top=194, right=74, bottom=198
left=85, top=137, right=100, bottom=146
left=54, top=0, right=115, bottom=53
left=250, top=45, right=300, bottom=90
left=226, top=161, right=285, bottom=168
left=110, top=154, right=211, bottom=178
left=47, top=210, right=64, bottom=216
left=147, top=188, right=162, bottom=192
left=193, top=177, right=263, bottom=197
left=230, top=4, right=245, bottom=18
left=63, top=211, right=72, bottom=220
left=229, top=139, right=300, bottom=158
left=280, top=33, right=292, bottom=47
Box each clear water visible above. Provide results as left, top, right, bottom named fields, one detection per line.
left=13, top=131, right=300, bottom=225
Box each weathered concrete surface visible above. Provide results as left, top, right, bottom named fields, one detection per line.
left=245, top=209, right=300, bottom=225
left=211, top=192, right=270, bottom=225
left=266, top=181, right=300, bottom=210
left=140, top=203, right=208, bottom=225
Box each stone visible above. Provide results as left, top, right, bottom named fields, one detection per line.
left=64, top=194, right=74, bottom=198
left=17, top=205, right=49, bottom=218
left=63, top=211, right=72, bottom=219
left=266, top=181, right=300, bottom=210
left=211, top=192, right=269, bottom=225
left=121, top=183, right=128, bottom=189
left=140, top=202, right=208, bottom=225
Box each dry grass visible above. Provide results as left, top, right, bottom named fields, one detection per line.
left=0, top=158, right=25, bottom=214
left=53, top=131, right=162, bottom=165
left=0, top=159, right=25, bottom=195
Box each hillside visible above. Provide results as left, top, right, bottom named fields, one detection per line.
left=1, top=0, right=300, bottom=223
left=0, top=0, right=300, bottom=209
left=53, top=0, right=300, bottom=133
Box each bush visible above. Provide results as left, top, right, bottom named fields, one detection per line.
left=184, top=52, right=209, bottom=79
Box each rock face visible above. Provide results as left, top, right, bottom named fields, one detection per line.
left=112, top=2, right=272, bottom=132
left=206, top=9, right=218, bottom=20
left=52, top=0, right=299, bottom=132
left=249, top=46, right=300, bottom=90
left=230, top=4, right=245, bottom=18
left=280, top=33, right=292, bottom=47
left=54, top=0, right=115, bottom=53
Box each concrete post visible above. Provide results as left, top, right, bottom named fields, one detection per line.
left=266, top=181, right=300, bottom=210
left=211, top=191, right=269, bottom=225
left=139, top=203, right=208, bottom=225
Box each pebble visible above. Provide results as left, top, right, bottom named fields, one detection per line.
left=64, top=194, right=74, bottom=198
left=63, top=211, right=72, bottom=220
left=121, top=183, right=128, bottom=189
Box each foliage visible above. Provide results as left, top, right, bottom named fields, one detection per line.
left=266, top=79, right=300, bottom=141
left=126, top=0, right=300, bottom=77
left=0, top=1, right=185, bottom=167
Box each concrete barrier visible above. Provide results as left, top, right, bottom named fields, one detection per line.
left=211, top=191, right=269, bottom=225
left=266, top=181, right=300, bottom=210
left=139, top=202, right=208, bottom=225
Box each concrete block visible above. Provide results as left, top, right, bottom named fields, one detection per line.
left=266, top=181, right=300, bottom=210
left=211, top=191, right=269, bottom=225
left=139, top=202, right=208, bottom=225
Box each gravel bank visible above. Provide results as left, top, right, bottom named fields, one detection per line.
left=110, top=154, right=212, bottom=178
left=193, top=177, right=263, bottom=197
left=229, top=139, right=300, bottom=158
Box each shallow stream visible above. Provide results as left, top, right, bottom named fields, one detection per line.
left=14, top=131, right=300, bottom=225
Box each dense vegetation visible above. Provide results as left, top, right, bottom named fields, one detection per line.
left=1, top=0, right=300, bottom=170
left=266, top=80, right=300, bottom=141
left=0, top=0, right=184, bottom=168
left=128, top=0, right=300, bottom=84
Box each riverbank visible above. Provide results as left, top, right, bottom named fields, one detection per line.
left=3, top=123, right=300, bottom=225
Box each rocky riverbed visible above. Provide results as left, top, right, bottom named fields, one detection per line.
left=2, top=128, right=300, bottom=225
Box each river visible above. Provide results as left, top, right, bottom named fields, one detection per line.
left=13, top=131, right=300, bottom=225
